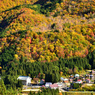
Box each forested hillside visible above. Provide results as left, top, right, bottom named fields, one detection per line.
left=0, top=0, right=95, bottom=94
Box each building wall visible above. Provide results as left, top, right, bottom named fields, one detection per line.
left=27, top=78, right=31, bottom=85
left=22, top=80, right=27, bottom=85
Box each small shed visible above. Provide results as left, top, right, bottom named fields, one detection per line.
left=61, top=77, right=69, bottom=83
left=70, top=74, right=73, bottom=78
left=17, top=76, right=32, bottom=85
left=40, top=79, right=45, bottom=85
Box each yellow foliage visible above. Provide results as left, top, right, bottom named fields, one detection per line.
left=14, top=54, right=18, bottom=59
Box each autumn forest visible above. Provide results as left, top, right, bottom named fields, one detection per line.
left=0, top=0, right=95, bottom=94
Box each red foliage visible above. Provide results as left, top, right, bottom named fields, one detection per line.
left=90, top=32, right=94, bottom=37
left=85, top=49, right=88, bottom=55
left=39, top=36, right=43, bottom=41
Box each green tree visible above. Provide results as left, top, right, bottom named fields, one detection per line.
left=0, top=79, right=6, bottom=95
left=16, top=80, right=23, bottom=89
left=92, top=50, right=95, bottom=69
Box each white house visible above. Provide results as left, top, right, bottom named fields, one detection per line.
left=45, top=82, right=52, bottom=88
left=63, top=78, right=69, bottom=83
left=61, top=77, right=68, bottom=83
left=74, top=74, right=79, bottom=78
left=17, top=76, right=32, bottom=85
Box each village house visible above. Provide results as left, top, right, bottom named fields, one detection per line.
left=61, top=77, right=69, bottom=83
left=63, top=78, right=69, bottom=83
left=70, top=74, right=73, bottom=78
left=91, top=70, right=95, bottom=75
left=81, top=76, right=85, bottom=81
left=17, top=76, right=32, bottom=86
left=89, top=70, right=95, bottom=80
left=49, top=84, right=58, bottom=89
left=74, top=74, right=79, bottom=78
left=75, top=79, right=83, bottom=84
left=45, top=82, right=52, bottom=88
left=85, top=74, right=89, bottom=78
left=86, top=79, right=90, bottom=83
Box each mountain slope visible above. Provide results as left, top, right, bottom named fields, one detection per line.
left=0, top=0, right=95, bottom=64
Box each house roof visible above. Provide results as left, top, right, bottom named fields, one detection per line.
left=61, top=77, right=68, bottom=81
left=42, top=85, right=45, bottom=87
left=70, top=74, right=73, bottom=76
left=42, top=79, right=45, bottom=81
left=92, top=70, right=95, bottom=73
left=50, top=84, right=58, bottom=88
left=17, top=76, right=31, bottom=81
left=77, top=79, right=82, bottom=81
left=75, top=81, right=82, bottom=84
left=76, top=79, right=82, bottom=83
left=64, top=78, right=68, bottom=81
left=45, top=82, right=52, bottom=86
left=57, top=82, right=62, bottom=86
left=45, top=82, right=52, bottom=84
left=90, top=74, right=93, bottom=76
left=75, top=74, right=79, bottom=77
left=61, top=77, right=64, bottom=80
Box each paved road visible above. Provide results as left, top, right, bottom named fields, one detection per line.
left=59, top=88, right=67, bottom=92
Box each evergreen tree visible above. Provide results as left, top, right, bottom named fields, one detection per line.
left=92, top=50, right=95, bottom=69
left=0, top=79, right=6, bottom=95
left=16, top=80, right=23, bottom=89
